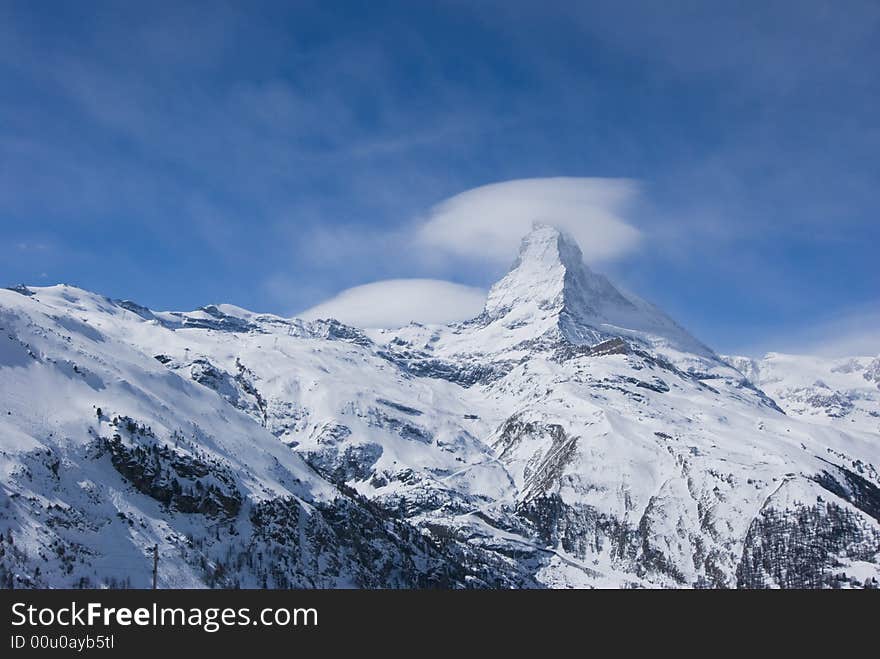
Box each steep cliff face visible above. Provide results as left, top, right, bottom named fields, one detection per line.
left=2, top=226, right=878, bottom=588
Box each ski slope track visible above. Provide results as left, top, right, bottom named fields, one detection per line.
left=1, top=226, right=878, bottom=588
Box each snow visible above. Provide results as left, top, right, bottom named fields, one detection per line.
left=1, top=225, right=878, bottom=589
left=725, top=352, right=880, bottom=435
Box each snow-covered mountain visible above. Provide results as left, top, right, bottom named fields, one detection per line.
left=1, top=225, right=878, bottom=588
left=725, top=352, right=880, bottom=435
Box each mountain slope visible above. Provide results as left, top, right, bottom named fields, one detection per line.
left=726, top=352, right=880, bottom=436
left=0, top=286, right=503, bottom=588
left=1, top=226, right=878, bottom=588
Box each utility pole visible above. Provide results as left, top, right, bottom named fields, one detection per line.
left=152, top=545, right=158, bottom=590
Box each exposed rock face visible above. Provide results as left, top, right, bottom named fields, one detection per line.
left=98, top=419, right=243, bottom=518
left=1, top=227, right=879, bottom=588
left=243, top=495, right=471, bottom=589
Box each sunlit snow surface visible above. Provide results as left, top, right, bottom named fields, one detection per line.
left=1, top=226, right=878, bottom=588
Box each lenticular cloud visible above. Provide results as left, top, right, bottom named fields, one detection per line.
left=415, top=177, right=642, bottom=266
left=298, top=278, right=486, bottom=328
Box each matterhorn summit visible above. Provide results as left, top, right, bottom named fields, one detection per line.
left=479, top=223, right=714, bottom=359
left=1, top=225, right=878, bottom=589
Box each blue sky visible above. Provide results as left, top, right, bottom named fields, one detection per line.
left=1, top=0, right=878, bottom=355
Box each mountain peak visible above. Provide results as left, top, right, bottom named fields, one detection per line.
left=482, top=223, right=714, bottom=358
left=485, top=223, right=578, bottom=317
left=484, top=222, right=627, bottom=323
left=511, top=222, right=584, bottom=271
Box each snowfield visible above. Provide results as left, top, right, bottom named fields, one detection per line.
left=1, top=226, right=878, bottom=588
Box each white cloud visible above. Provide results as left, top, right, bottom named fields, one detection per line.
left=298, top=279, right=486, bottom=328
left=414, top=177, right=642, bottom=266
left=295, top=178, right=642, bottom=328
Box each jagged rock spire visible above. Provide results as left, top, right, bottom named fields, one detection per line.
left=480, top=223, right=714, bottom=356
left=485, top=223, right=631, bottom=321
